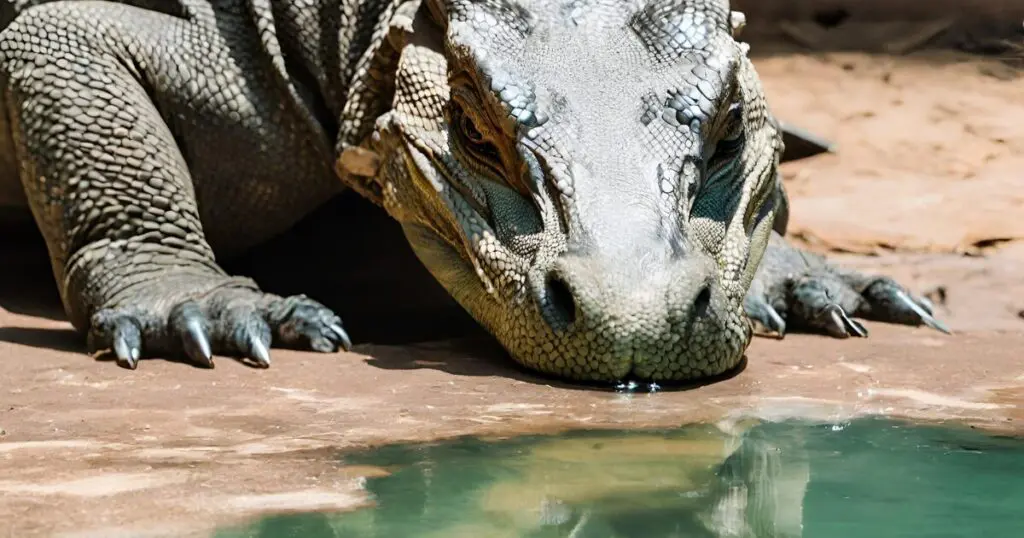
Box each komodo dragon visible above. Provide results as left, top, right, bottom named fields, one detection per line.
left=0, top=0, right=948, bottom=382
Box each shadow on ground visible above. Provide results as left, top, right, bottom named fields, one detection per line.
left=359, top=335, right=749, bottom=393
left=224, top=192, right=483, bottom=346
left=0, top=326, right=81, bottom=354
left=0, top=193, right=485, bottom=358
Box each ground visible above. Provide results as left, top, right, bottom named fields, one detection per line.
left=1, top=8, right=1023, bottom=538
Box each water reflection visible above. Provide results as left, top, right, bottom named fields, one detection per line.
left=218, top=418, right=1024, bottom=538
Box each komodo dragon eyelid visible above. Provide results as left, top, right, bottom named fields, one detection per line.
left=449, top=103, right=508, bottom=183
left=447, top=91, right=543, bottom=207
left=454, top=107, right=502, bottom=164
left=721, top=102, right=744, bottom=141
left=458, top=107, right=487, bottom=144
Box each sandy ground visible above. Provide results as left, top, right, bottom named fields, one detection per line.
left=764, top=50, right=1024, bottom=255
left=1, top=15, right=1023, bottom=538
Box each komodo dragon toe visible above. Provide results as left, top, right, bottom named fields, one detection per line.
left=87, top=286, right=351, bottom=370
left=744, top=233, right=950, bottom=339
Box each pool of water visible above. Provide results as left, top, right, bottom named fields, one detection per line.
left=215, top=417, right=1024, bottom=538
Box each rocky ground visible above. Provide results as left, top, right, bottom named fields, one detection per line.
left=1, top=9, right=1022, bottom=538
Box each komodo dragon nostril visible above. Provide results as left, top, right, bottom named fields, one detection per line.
left=543, top=273, right=578, bottom=330
left=694, top=284, right=711, bottom=318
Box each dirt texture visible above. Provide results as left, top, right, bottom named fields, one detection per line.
left=766, top=51, right=1024, bottom=255
left=2, top=305, right=1023, bottom=537
left=2, top=7, right=1024, bottom=538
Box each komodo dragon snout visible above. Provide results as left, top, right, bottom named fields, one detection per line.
left=353, top=0, right=780, bottom=382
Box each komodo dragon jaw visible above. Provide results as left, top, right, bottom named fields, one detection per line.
left=354, top=0, right=783, bottom=383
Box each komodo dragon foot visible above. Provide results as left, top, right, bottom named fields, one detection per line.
left=745, top=232, right=949, bottom=339
left=1, top=1, right=354, bottom=371
left=87, top=285, right=352, bottom=370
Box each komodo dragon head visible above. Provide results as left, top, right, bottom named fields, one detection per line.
left=345, top=0, right=783, bottom=383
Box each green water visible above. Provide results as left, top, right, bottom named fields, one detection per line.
left=216, top=418, right=1024, bottom=538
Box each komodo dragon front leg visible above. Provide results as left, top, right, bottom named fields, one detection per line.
left=745, top=229, right=949, bottom=339
left=0, top=2, right=351, bottom=369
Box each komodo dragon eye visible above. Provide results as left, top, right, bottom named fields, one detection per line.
left=459, top=109, right=486, bottom=144
left=454, top=105, right=498, bottom=157
left=450, top=102, right=506, bottom=181
left=721, top=102, right=743, bottom=141
left=704, top=102, right=747, bottom=190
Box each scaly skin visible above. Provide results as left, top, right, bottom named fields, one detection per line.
left=0, top=0, right=946, bottom=381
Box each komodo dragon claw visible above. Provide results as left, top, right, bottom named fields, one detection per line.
left=248, top=336, right=272, bottom=369
left=110, top=318, right=143, bottom=370
left=822, top=304, right=870, bottom=339
left=859, top=279, right=953, bottom=335
left=746, top=233, right=951, bottom=340
left=893, top=291, right=952, bottom=335
left=744, top=296, right=788, bottom=338
left=329, top=324, right=354, bottom=353
left=182, top=317, right=216, bottom=369
left=788, top=275, right=870, bottom=339
left=86, top=288, right=351, bottom=370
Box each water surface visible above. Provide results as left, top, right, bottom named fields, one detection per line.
left=216, top=417, right=1024, bottom=537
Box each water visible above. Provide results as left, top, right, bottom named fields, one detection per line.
left=215, top=417, right=1024, bottom=538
